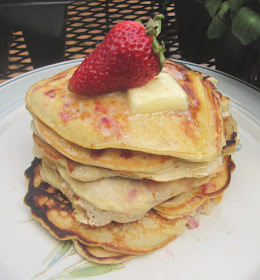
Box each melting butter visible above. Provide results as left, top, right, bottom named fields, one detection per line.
left=127, top=71, right=188, bottom=114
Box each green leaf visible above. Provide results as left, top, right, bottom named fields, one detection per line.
left=135, top=18, right=142, bottom=25
left=205, top=0, right=222, bottom=17
left=207, top=16, right=229, bottom=39
left=48, top=263, right=122, bottom=280
left=145, top=14, right=166, bottom=72
left=145, top=14, right=164, bottom=37
left=227, top=0, right=243, bottom=12
left=207, top=2, right=230, bottom=39
left=232, top=7, right=260, bottom=45
left=44, top=241, right=74, bottom=267
left=33, top=241, right=74, bottom=280
left=217, top=2, right=230, bottom=19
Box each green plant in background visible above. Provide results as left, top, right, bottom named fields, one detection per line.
left=206, top=0, right=260, bottom=45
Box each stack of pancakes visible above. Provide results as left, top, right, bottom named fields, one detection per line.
left=24, top=60, right=238, bottom=264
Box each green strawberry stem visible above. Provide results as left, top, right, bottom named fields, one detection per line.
left=141, top=14, right=166, bottom=72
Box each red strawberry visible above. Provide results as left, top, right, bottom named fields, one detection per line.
left=68, top=15, right=165, bottom=95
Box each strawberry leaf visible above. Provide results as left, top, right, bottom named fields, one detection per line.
left=145, top=14, right=166, bottom=72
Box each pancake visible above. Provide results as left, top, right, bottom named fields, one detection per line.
left=24, top=159, right=187, bottom=255
left=24, top=157, right=233, bottom=258
left=24, top=58, right=238, bottom=265
left=155, top=156, right=235, bottom=219
left=40, top=157, right=213, bottom=225
left=33, top=132, right=224, bottom=182
left=73, top=241, right=135, bottom=264
left=26, top=60, right=226, bottom=162
left=33, top=137, right=139, bottom=182
left=31, top=117, right=174, bottom=173
left=223, top=112, right=239, bottom=155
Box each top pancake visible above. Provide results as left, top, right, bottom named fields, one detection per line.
left=26, top=60, right=225, bottom=162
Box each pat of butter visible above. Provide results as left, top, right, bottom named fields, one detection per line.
left=127, top=71, right=188, bottom=114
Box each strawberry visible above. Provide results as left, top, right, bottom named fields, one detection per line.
left=68, top=15, right=165, bottom=95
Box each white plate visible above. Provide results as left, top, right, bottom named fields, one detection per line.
left=0, top=60, right=259, bottom=280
